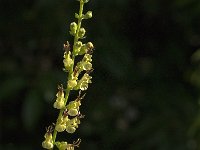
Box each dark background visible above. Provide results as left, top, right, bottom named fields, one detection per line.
left=1, top=0, right=200, bottom=149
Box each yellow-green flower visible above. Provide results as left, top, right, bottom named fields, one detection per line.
left=73, top=41, right=83, bottom=55
left=63, top=51, right=73, bottom=71
left=53, top=85, right=65, bottom=109
left=42, top=133, right=53, bottom=149
left=55, top=116, right=70, bottom=132
left=65, top=116, right=81, bottom=134
left=75, top=73, right=92, bottom=90
left=78, top=42, right=94, bottom=55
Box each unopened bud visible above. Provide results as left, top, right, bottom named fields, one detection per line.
left=75, top=13, right=79, bottom=19
left=87, top=42, right=94, bottom=49
left=74, top=41, right=82, bottom=55
left=78, top=28, right=86, bottom=38
left=70, top=22, right=78, bottom=36
left=84, top=11, right=92, bottom=19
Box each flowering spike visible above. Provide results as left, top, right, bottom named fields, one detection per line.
left=42, top=0, right=94, bottom=149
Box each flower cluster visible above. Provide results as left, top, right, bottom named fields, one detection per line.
left=42, top=0, right=94, bottom=149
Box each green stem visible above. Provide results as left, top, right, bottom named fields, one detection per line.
left=74, top=1, right=84, bottom=45
left=51, top=1, right=84, bottom=149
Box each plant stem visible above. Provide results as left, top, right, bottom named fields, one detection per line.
left=73, top=1, right=84, bottom=45
left=51, top=1, right=84, bottom=149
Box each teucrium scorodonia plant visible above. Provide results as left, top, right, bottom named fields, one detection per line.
left=42, top=0, right=94, bottom=149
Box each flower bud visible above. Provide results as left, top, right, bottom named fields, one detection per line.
left=75, top=13, right=79, bottom=19
left=76, top=41, right=82, bottom=47
left=84, top=11, right=92, bottom=19
left=70, top=22, right=78, bottom=36
left=78, top=28, right=86, bottom=38
left=73, top=41, right=82, bottom=55
left=87, top=42, right=94, bottom=49
left=79, top=44, right=87, bottom=55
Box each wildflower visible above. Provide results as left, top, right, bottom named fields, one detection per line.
left=42, top=133, right=53, bottom=149
left=67, top=95, right=82, bottom=117
left=78, top=42, right=94, bottom=55
left=53, top=85, right=65, bottom=109
left=75, top=73, right=92, bottom=90
left=42, top=126, right=54, bottom=149
left=55, top=115, right=70, bottom=132
left=76, top=53, right=93, bottom=72
left=65, top=115, right=82, bottom=133
left=77, top=61, right=92, bottom=71
left=63, top=51, right=73, bottom=71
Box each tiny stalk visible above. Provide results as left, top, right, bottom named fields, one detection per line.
left=42, top=0, right=94, bottom=150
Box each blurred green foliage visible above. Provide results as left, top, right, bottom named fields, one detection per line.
left=1, top=0, right=200, bottom=149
